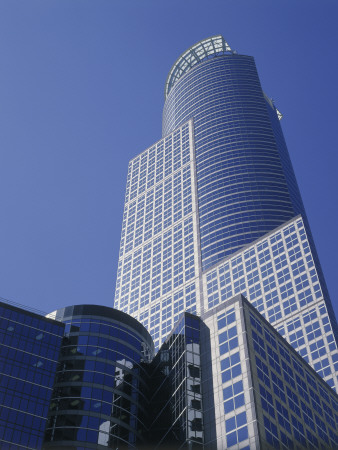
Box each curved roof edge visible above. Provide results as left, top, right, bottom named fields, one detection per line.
left=165, top=35, right=234, bottom=99
left=46, top=304, right=154, bottom=346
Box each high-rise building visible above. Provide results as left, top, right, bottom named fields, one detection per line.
left=113, top=35, right=338, bottom=390
left=2, top=35, right=338, bottom=450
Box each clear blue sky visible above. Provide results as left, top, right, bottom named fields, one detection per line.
left=0, top=1, right=337, bottom=320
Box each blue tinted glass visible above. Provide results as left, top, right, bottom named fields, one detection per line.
left=219, top=330, right=228, bottom=344
left=237, top=412, right=247, bottom=427
left=226, top=416, right=236, bottom=432
left=221, top=357, right=231, bottom=371
left=224, top=399, right=235, bottom=413
left=231, top=352, right=241, bottom=365
left=235, top=394, right=245, bottom=408
left=228, top=326, right=237, bottom=338
left=238, top=426, right=248, bottom=442
left=227, top=312, right=236, bottom=325
left=220, top=342, right=229, bottom=355
left=232, top=364, right=241, bottom=378
left=218, top=318, right=227, bottom=330
left=222, top=370, right=231, bottom=383
left=227, top=431, right=237, bottom=447
left=229, top=337, right=239, bottom=350
left=164, top=56, right=300, bottom=271
left=233, top=380, right=243, bottom=395
left=223, top=386, right=233, bottom=400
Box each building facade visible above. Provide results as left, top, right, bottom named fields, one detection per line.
left=201, top=294, right=338, bottom=449
left=43, top=305, right=154, bottom=449
left=2, top=298, right=336, bottom=449
left=204, top=215, right=338, bottom=390
left=1, top=35, right=338, bottom=450
left=162, top=38, right=304, bottom=271
left=0, top=301, right=65, bottom=450
left=113, top=35, right=338, bottom=391
left=114, top=120, right=202, bottom=350
left=148, top=313, right=204, bottom=448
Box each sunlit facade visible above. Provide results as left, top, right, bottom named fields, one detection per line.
left=114, top=35, right=338, bottom=390
left=163, top=36, right=304, bottom=271
left=204, top=215, right=338, bottom=390
left=2, top=35, right=338, bottom=450
left=202, top=294, right=338, bottom=449
left=114, top=120, right=202, bottom=350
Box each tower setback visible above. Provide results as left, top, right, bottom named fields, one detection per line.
left=114, top=36, right=338, bottom=391
left=1, top=35, right=338, bottom=450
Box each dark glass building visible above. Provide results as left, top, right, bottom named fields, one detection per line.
left=149, top=313, right=203, bottom=448
left=0, top=300, right=64, bottom=450
left=43, top=305, right=154, bottom=450
left=0, top=297, right=337, bottom=449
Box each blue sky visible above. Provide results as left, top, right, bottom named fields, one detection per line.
left=0, top=0, right=337, bottom=320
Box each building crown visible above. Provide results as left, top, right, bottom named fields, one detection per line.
left=164, top=35, right=233, bottom=99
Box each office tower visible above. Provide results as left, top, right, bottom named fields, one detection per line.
left=0, top=300, right=65, bottom=450
left=114, top=119, right=200, bottom=350
left=43, top=305, right=154, bottom=449
left=1, top=34, right=338, bottom=450
left=113, top=36, right=338, bottom=390
left=200, top=294, right=338, bottom=449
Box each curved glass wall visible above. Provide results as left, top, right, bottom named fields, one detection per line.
left=43, top=305, right=154, bottom=449
left=164, top=35, right=232, bottom=99
left=163, top=54, right=302, bottom=270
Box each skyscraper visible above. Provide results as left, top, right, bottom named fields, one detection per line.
left=113, top=35, right=338, bottom=390
left=2, top=35, right=338, bottom=450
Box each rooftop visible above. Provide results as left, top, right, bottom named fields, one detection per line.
left=164, top=35, right=233, bottom=99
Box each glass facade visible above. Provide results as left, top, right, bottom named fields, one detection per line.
left=114, top=34, right=337, bottom=391
left=2, top=34, right=338, bottom=450
left=204, top=215, right=338, bottom=390
left=243, top=295, right=338, bottom=449
left=148, top=313, right=203, bottom=449
left=163, top=49, right=301, bottom=271
left=114, top=121, right=202, bottom=349
left=43, top=305, right=154, bottom=449
left=0, top=301, right=64, bottom=450
left=203, top=294, right=338, bottom=449
left=202, top=298, right=259, bottom=449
